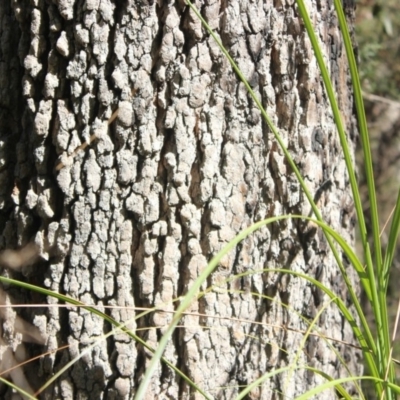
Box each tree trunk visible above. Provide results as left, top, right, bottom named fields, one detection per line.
left=0, top=0, right=361, bottom=398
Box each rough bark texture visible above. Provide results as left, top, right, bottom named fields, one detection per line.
left=0, top=0, right=361, bottom=399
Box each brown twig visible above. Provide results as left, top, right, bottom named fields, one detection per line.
left=55, top=108, right=119, bottom=171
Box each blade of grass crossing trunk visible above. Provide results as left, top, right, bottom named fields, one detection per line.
left=191, top=0, right=378, bottom=370
left=295, top=0, right=389, bottom=394
left=183, top=0, right=375, bottom=355
left=294, top=0, right=379, bottom=315
left=333, top=0, right=394, bottom=391
left=381, top=187, right=400, bottom=397
left=333, top=0, right=382, bottom=280
left=183, top=0, right=380, bottom=395
left=136, top=2, right=382, bottom=398
left=134, top=217, right=294, bottom=399
left=295, top=376, right=400, bottom=400
left=295, top=0, right=373, bottom=268
left=0, top=377, right=37, bottom=400
left=383, top=188, right=400, bottom=291
left=0, top=276, right=210, bottom=399
left=136, top=216, right=379, bottom=399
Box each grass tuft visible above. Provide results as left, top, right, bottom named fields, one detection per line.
left=1, top=0, right=400, bottom=398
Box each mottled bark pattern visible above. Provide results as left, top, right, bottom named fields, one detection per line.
left=0, top=0, right=361, bottom=399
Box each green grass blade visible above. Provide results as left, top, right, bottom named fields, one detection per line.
left=333, top=0, right=382, bottom=277
left=333, top=0, right=393, bottom=389
left=307, top=369, right=355, bottom=400
left=38, top=315, right=138, bottom=394
left=134, top=215, right=293, bottom=399
left=0, top=376, right=38, bottom=400
left=294, top=0, right=380, bottom=317
left=383, top=187, right=400, bottom=291
left=135, top=214, right=380, bottom=399
left=256, top=267, right=378, bottom=381
left=205, top=274, right=363, bottom=399
left=237, top=367, right=363, bottom=400
left=380, top=187, right=400, bottom=396
left=295, top=0, right=373, bottom=271
left=0, top=276, right=211, bottom=399
left=184, top=0, right=372, bottom=352
left=235, top=365, right=305, bottom=400
left=296, top=0, right=389, bottom=391
left=285, top=299, right=337, bottom=395
left=211, top=265, right=376, bottom=381
left=295, top=375, right=400, bottom=400
left=184, top=0, right=318, bottom=223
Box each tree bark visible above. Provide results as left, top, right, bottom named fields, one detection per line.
left=0, top=0, right=361, bottom=399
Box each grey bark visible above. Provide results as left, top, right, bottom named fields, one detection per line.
left=0, top=0, right=361, bottom=399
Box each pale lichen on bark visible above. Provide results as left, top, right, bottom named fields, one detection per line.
left=0, top=0, right=361, bottom=398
